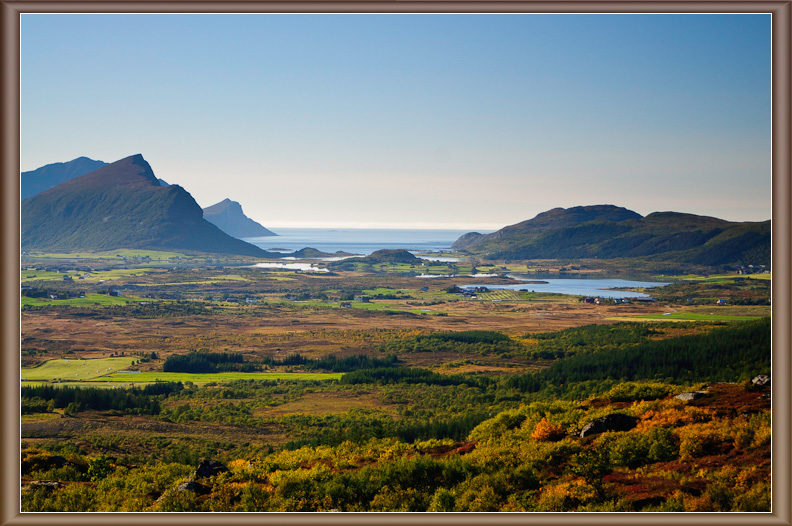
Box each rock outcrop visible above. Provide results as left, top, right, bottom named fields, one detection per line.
left=579, top=413, right=639, bottom=437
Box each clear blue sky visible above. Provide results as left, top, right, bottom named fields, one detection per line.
left=21, top=13, right=771, bottom=229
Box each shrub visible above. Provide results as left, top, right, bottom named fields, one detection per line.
left=530, top=418, right=566, bottom=441
left=603, top=382, right=673, bottom=402
left=680, top=431, right=721, bottom=459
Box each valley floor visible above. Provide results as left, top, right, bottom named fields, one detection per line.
left=19, top=256, right=772, bottom=512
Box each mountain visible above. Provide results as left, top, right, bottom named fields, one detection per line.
left=326, top=249, right=422, bottom=271
left=453, top=205, right=641, bottom=251
left=21, top=157, right=108, bottom=199
left=21, top=154, right=274, bottom=257
left=202, top=198, right=276, bottom=238
left=453, top=205, right=770, bottom=266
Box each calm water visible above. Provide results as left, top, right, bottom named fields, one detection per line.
left=462, top=277, right=671, bottom=299
left=244, top=228, right=485, bottom=256
left=244, top=228, right=671, bottom=296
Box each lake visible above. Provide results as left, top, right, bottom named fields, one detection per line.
left=244, top=228, right=486, bottom=257
left=462, top=277, right=671, bottom=299
left=244, top=228, right=671, bottom=296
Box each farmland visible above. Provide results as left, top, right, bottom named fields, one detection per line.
left=19, top=253, right=772, bottom=512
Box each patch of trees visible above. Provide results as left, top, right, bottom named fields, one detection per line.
left=163, top=352, right=246, bottom=373
left=163, top=351, right=399, bottom=373
left=524, top=323, right=657, bottom=360
left=21, top=382, right=183, bottom=416
left=506, top=318, right=770, bottom=397
left=379, top=330, right=521, bottom=357
left=542, top=317, right=769, bottom=386
left=282, top=410, right=490, bottom=449
left=258, top=353, right=398, bottom=372
left=341, top=367, right=492, bottom=390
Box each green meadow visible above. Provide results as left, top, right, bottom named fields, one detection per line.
left=20, top=293, right=137, bottom=307
left=22, top=358, right=343, bottom=387
left=22, top=248, right=188, bottom=261
left=21, top=357, right=138, bottom=381
left=21, top=268, right=158, bottom=283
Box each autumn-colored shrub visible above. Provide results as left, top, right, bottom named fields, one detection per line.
left=531, top=418, right=566, bottom=441
left=635, top=405, right=714, bottom=431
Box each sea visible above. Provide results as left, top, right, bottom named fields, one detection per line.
left=243, top=227, right=480, bottom=257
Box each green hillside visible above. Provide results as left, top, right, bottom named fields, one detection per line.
left=453, top=206, right=769, bottom=266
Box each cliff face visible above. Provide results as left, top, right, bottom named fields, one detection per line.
left=202, top=198, right=276, bottom=238
left=21, top=154, right=273, bottom=257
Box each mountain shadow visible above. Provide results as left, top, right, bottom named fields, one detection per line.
left=21, top=156, right=108, bottom=199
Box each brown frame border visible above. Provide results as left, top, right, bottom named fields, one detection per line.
left=2, top=2, right=789, bottom=525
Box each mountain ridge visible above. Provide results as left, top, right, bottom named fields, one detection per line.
left=21, top=155, right=273, bottom=257
left=453, top=205, right=769, bottom=266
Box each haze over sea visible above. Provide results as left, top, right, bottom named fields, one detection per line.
left=244, top=228, right=486, bottom=256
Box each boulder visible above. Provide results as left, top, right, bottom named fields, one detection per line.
left=674, top=391, right=708, bottom=402
left=752, top=375, right=771, bottom=387
left=579, top=413, right=639, bottom=437
left=193, top=459, right=228, bottom=479
left=175, top=480, right=209, bottom=494
left=155, top=480, right=209, bottom=502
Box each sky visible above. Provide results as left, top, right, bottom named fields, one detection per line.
left=21, top=13, right=771, bottom=230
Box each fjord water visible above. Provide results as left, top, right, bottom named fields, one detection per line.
left=465, top=277, right=671, bottom=299
left=244, top=228, right=480, bottom=256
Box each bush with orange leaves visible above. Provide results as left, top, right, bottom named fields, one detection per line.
left=531, top=417, right=566, bottom=441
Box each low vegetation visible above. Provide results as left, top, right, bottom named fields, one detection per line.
left=19, top=254, right=772, bottom=513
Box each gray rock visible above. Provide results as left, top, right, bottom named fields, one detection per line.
left=752, top=375, right=771, bottom=387
left=675, top=391, right=708, bottom=402
left=579, top=413, right=639, bottom=437
left=175, top=480, right=207, bottom=493
left=156, top=479, right=209, bottom=502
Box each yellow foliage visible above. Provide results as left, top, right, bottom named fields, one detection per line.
left=537, top=478, right=593, bottom=512
left=228, top=459, right=250, bottom=472
left=635, top=405, right=714, bottom=431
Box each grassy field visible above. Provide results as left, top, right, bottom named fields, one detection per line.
left=22, top=358, right=343, bottom=386
left=21, top=268, right=159, bottom=283
left=20, top=293, right=140, bottom=307
left=21, top=357, right=138, bottom=381
left=22, top=249, right=189, bottom=260
left=137, top=275, right=250, bottom=286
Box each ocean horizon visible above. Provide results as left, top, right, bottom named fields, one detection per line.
left=243, top=227, right=494, bottom=256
